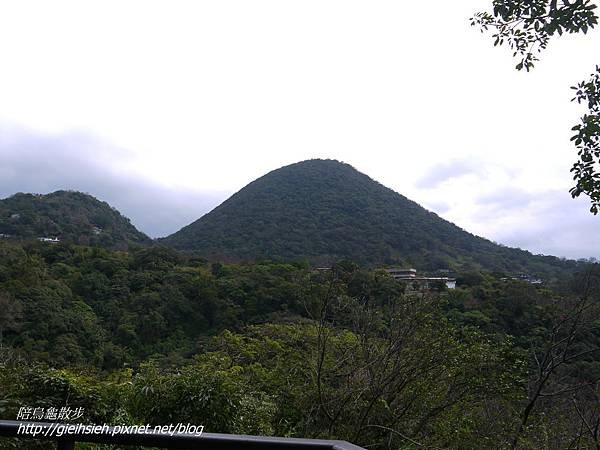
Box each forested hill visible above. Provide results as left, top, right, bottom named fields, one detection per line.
left=0, top=190, right=151, bottom=249
left=162, top=159, right=579, bottom=280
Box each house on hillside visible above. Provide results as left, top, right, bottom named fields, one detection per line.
left=501, top=274, right=543, bottom=285
left=38, top=237, right=60, bottom=244
left=385, top=267, right=456, bottom=290
left=386, top=268, right=417, bottom=279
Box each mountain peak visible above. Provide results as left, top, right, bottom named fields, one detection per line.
left=161, top=160, right=576, bottom=279
left=0, top=190, right=151, bottom=249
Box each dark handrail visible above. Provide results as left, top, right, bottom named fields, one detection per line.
left=0, top=420, right=365, bottom=450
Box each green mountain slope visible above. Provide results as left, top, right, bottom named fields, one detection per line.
left=0, top=190, right=151, bottom=249
left=161, top=159, right=579, bottom=279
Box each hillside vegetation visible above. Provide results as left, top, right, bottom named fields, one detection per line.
left=0, top=240, right=598, bottom=449
left=0, top=191, right=151, bottom=250
left=162, top=159, right=579, bottom=280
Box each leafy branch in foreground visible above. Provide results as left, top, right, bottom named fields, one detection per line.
left=472, top=0, right=600, bottom=214
left=571, top=66, right=600, bottom=213
left=471, top=0, right=598, bottom=71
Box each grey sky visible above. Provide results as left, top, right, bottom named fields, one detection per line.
left=473, top=188, right=599, bottom=259
left=0, top=124, right=225, bottom=238
left=415, top=159, right=482, bottom=190
left=0, top=1, right=598, bottom=258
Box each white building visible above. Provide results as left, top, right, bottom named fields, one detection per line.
left=38, top=237, right=60, bottom=243
left=385, top=268, right=456, bottom=290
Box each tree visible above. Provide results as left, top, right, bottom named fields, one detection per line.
left=507, top=266, right=600, bottom=448
left=471, top=1, right=600, bottom=213
left=0, top=292, right=22, bottom=348
left=300, top=266, right=524, bottom=448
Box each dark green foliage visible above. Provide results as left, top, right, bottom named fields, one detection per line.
left=472, top=0, right=598, bottom=71
left=0, top=190, right=151, bottom=249
left=161, top=159, right=579, bottom=280
left=127, top=356, right=277, bottom=435
left=0, top=240, right=311, bottom=368
left=0, top=237, right=598, bottom=448
left=570, top=66, right=600, bottom=213
left=442, top=267, right=600, bottom=448
left=0, top=320, right=525, bottom=448
left=206, top=322, right=524, bottom=448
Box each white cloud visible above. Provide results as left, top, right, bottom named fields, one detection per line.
left=415, top=158, right=481, bottom=190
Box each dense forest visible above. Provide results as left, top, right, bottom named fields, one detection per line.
left=162, top=159, right=581, bottom=281
left=1, top=239, right=598, bottom=449
left=0, top=191, right=151, bottom=250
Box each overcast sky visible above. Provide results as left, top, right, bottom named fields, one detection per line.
left=0, top=1, right=599, bottom=259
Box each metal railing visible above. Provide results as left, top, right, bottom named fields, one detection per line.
left=0, top=420, right=365, bottom=450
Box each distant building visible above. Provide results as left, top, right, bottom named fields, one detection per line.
left=517, top=274, right=542, bottom=284
left=385, top=268, right=456, bottom=290
left=432, top=277, right=457, bottom=289
left=38, top=237, right=60, bottom=244
left=501, top=274, right=542, bottom=285
left=386, top=268, right=417, bottom=279
left=0, top=233, right=10, bottom=239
